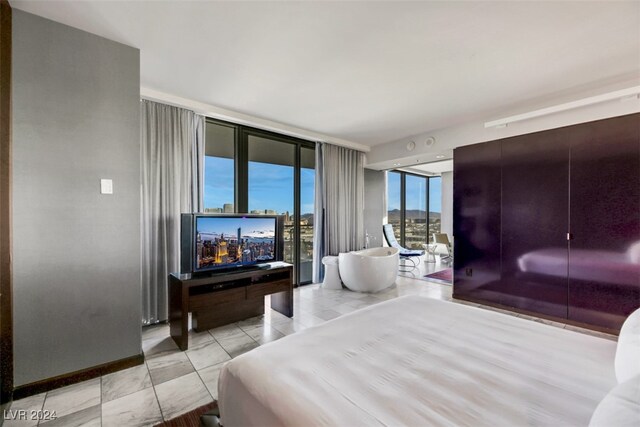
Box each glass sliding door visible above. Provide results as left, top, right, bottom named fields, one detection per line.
left=299, top=147, right=315, bottom=283
left=386, top=170, right=440, bottom=248
left=428, top=176, right=442, bottom=238
left=204, top=121, right=236, bottom=213
left=204, top=119, right=315, bottom=286
left=404, top=174, right=427, bottom=249
left=247, top=135, right=296, bottom=264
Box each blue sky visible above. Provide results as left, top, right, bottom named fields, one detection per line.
left=387, top=172, right=441, bottom=212
left=204, top=158, right=441, bottom=215
left=204, top=156, right=234, bottom=209
left=204, top=156, right=315, bottom=215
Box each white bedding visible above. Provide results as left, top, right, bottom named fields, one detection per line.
left=218, top=296, right=617, bottom=427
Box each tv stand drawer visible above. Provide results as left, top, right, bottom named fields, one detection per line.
left=246, top=278, right=291, bottom=299
left=189, top=286, right=245, bottom=310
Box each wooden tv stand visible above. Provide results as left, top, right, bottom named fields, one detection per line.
left=169, top=262, right=293, bottom=350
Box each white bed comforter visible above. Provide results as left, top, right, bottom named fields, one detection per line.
left=218, top=296, right=617, bottom=427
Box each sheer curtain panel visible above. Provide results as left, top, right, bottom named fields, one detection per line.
left=312, top=142, right=365, bottom=283
left=141, top=100, right=204, bottom=324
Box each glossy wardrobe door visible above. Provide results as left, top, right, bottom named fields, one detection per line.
left=453, top=140, right=501, bottom=301
left=500, top=130, right=569, bottom=318
left=568, top=114, right=640, bottom=332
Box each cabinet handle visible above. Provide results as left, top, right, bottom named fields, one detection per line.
left=567, top=233, right=573, bottom=241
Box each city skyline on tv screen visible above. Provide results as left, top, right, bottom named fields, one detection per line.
left=195, top=216, right=276, bottom=270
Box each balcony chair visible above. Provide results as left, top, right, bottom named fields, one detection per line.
left=432, top=233, right=453, bottom=264
left=382, top=224, right=424, bottom=272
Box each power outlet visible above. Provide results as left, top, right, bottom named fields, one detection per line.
left=465, top=268, right=473, bottom=277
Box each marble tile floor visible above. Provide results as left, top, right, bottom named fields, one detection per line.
left=5, top=259, right=616, bottom=426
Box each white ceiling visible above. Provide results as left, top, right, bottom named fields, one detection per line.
left=11, top=1, right=640, bottom=147
left=410, top=159, right=454, bottom=175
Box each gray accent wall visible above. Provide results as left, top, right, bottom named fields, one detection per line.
left=12, top=11, right=141, bottom=386
left=364, top=169, right=385, bottom=247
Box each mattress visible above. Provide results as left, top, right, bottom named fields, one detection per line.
left=218, top=296, right=617, bottom=427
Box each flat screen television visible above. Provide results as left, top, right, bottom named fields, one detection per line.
left=181, top=213, right=285, bottom=274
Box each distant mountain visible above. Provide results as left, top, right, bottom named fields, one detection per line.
left=387, top=209, right=441, bottom=221
left=301, top=213, right=314, bottom=225
left=200, top=230, right=274, bottom=240
left=244, top=230, right=275, bottom=239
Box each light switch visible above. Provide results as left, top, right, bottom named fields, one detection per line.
left=100, top=179, right=113, bottom=195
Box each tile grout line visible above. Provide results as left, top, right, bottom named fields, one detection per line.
left=37, top=389, right=48, bottom=427
left=99, top=374, right=102, bottom=427
left=145, top=350, right=166, bottom=423
left=193, top=367, right=216, bottom=406
left=184, top=329, right=221, bottom=421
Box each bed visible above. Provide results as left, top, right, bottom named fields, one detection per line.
left=217, top=296, right=628, bottom=426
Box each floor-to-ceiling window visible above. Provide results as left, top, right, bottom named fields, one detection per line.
left=387, top=171, right=402, bottom=235
left=405, top=174, right=427, bottom=249
left=248, top=135, right=296, bottom=264
left=204, top=119, right=315, bottom=285
left=299, top=147, right=315, bottom=283
left=204, top=121, right=235, bottom=213
left=386, top=171, right=441, bottom=248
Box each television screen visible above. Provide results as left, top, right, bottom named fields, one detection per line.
left=194, top=216, right=277, bottom=271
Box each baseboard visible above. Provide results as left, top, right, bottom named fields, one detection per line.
left=452, top=293, right=619, bottom=336
left=13, top=353, right=144, bottom=400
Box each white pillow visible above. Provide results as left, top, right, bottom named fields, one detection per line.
left=615, top=307, right=640, bottom=384
left=627, top=240, right=640, bottom=264
left=589, top=375, right=640, bottom=427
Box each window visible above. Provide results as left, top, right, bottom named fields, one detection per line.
left=248, top=135, right=295, bottom=264
left=386, top=171, right=441, bottom=248
left=204, top=121, right=235, bottom=213
left=203, top=119, right=315, bottom=285
left=405, top=174, right=427, bottom=249
left=387, top=171, right=401, bottom=233
left=300, top=147, right=315, bottom=283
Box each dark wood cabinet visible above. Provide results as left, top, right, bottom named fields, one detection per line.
left=169, top=263, right=293, bottom=350
left=500, top=129, right=570, bottom=318
left=453, top=140, right=502, bottom=302
left=454, top=113, right=640, bottom=333
left=568, top=114, right=640, bottom=330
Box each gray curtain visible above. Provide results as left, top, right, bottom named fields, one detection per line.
left=312, top=142, right=366, bottom=283
left=141, top=100, right=204, bottom=324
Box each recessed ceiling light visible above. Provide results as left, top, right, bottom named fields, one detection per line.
left=393, top=163, right=400, bottom=166
left=436, top=155, right=445, bottom=159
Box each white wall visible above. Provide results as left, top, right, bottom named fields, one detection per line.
left=366, top=79, right=640, bottom=169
